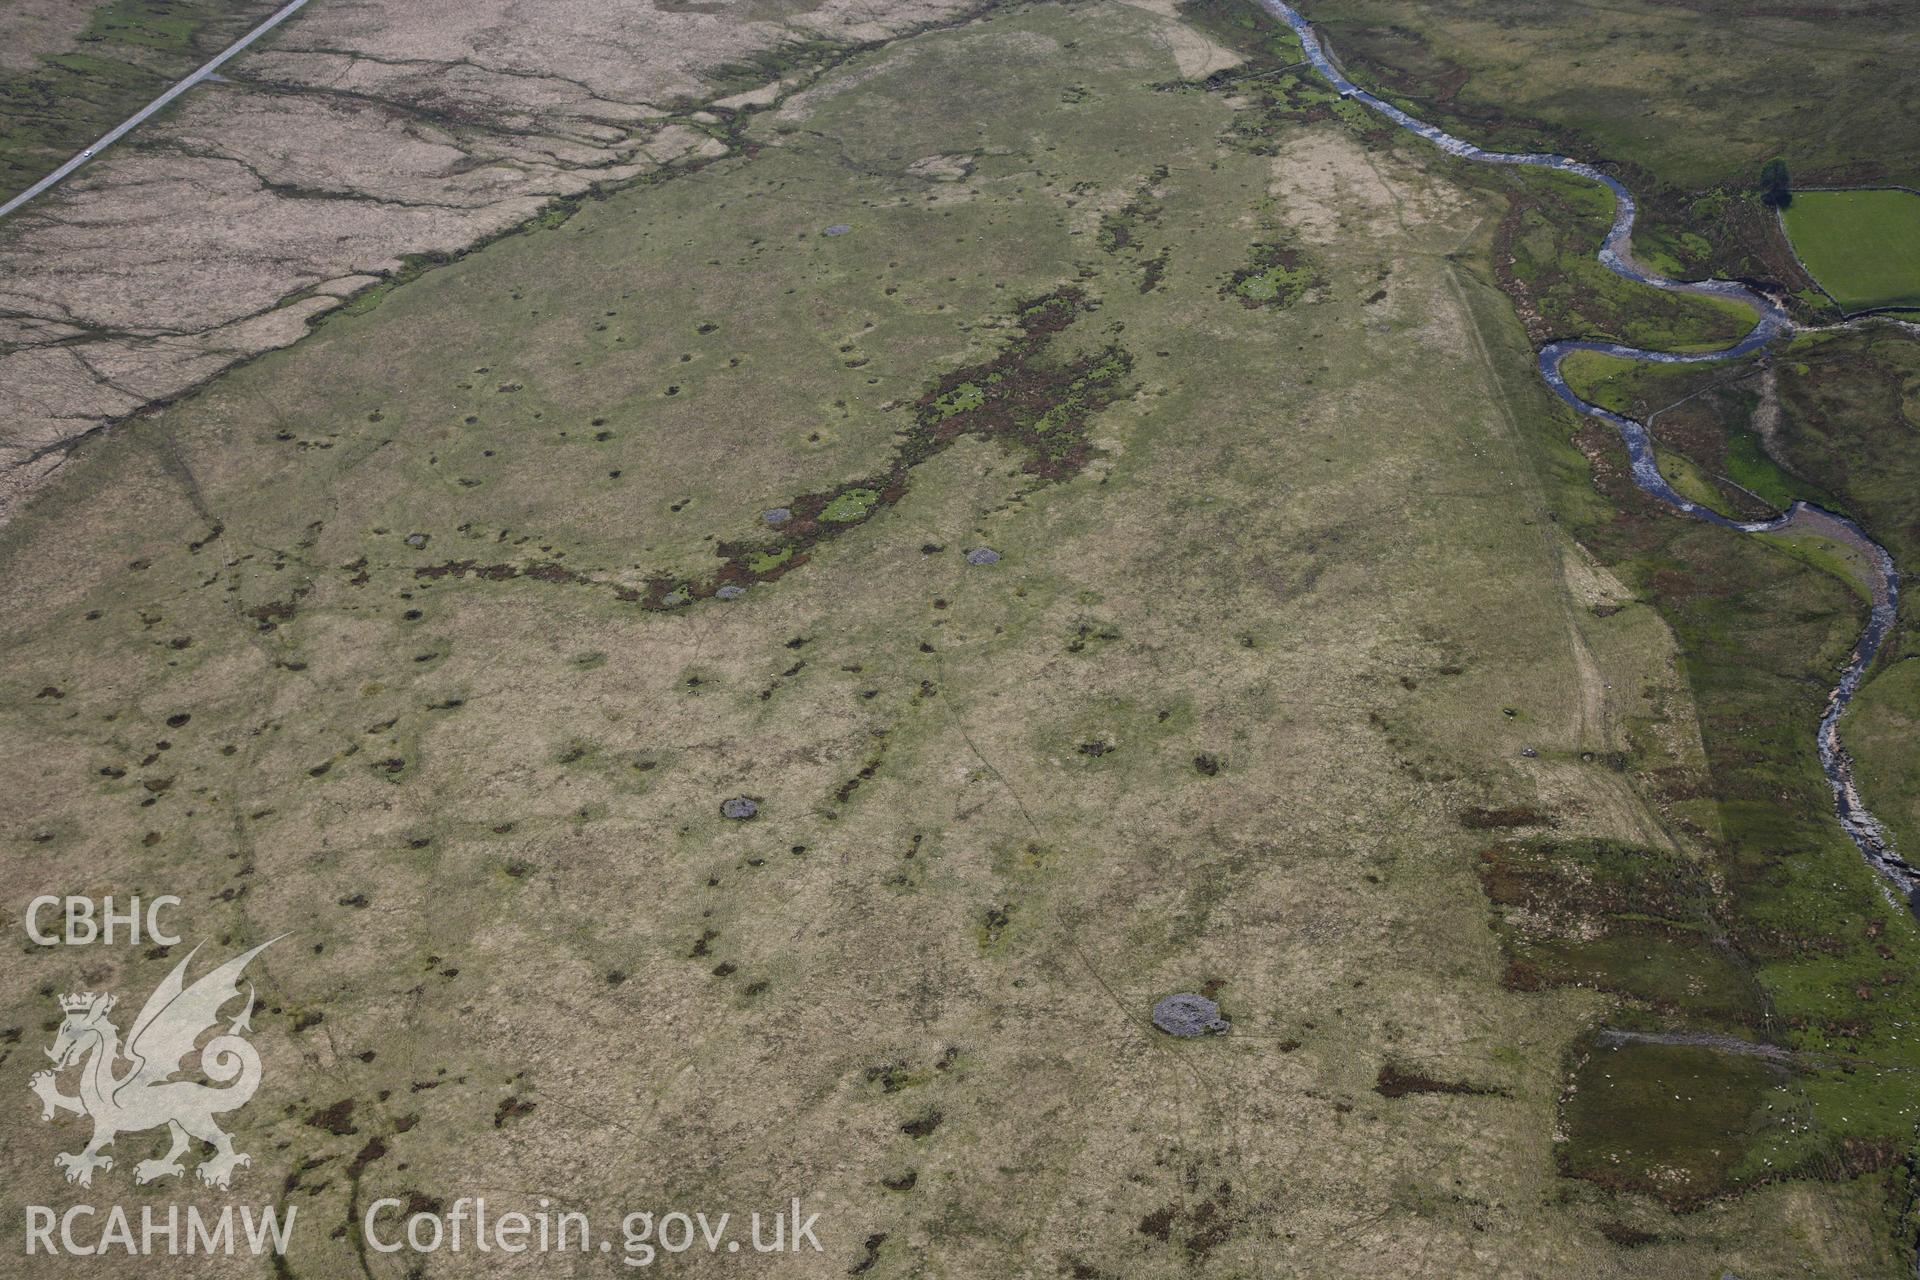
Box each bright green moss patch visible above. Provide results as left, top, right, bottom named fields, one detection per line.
left=820, top=487, right=881, bottom=522
left=930, top=383, right=986, bottom=419
left=746, top=545, right=794, bottom=574
left=1652, top=445, right=1731, bottom=515
left=1225, top=242, right=1317, bottom=308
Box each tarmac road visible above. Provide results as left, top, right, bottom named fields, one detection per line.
left=0, top=0, right=314, bottom=222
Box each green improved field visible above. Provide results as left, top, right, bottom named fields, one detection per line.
left=1783, top=189, right=1920, bottom=313
left=1844, top=657, right=1920, bottom=860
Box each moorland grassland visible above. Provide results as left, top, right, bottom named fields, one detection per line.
left=3, top=0, right=1920, bottom=1276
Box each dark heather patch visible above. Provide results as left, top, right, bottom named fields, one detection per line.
left=1458, top=805, right=1556, bottom=829
left=638, top=287, right=1133, bottom=607
left=1222, top=242, right=1320, bottom=309
left=306, top=1099, right=358, bottom=1135
left=1373, top=1063, right=1509, bottom=1099
left=1597, top=1221, right=1659, bottom=1248
left=850, top=1233, right=886, bottom=1274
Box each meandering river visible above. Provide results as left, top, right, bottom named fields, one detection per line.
left=1256, top=0, right=1911, bottom=902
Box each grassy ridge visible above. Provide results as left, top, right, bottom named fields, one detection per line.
left=1783, top=189, right=1920, bottom=313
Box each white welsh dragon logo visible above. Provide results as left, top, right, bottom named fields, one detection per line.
left=28, top=938, right=279, bottom=1189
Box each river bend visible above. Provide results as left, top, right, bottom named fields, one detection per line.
left=1256, top=0, right=1910, bottom=901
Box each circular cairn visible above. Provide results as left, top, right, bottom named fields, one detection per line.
left=1151, top=993, right=1230, bottom=1038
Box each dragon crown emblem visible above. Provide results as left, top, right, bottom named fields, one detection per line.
left=30, top=938, right=281, bottom=1190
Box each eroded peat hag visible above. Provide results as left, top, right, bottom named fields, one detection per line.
left=359, top=288, right=1133, bottom=613
left=1257, top=0, right=1909, bottom=907
left=638, top=288, right=1132, bottom=607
